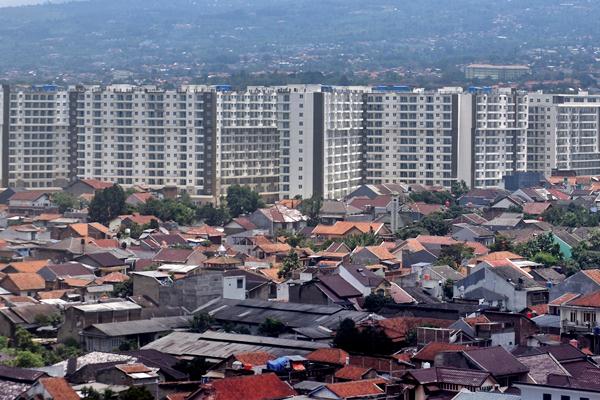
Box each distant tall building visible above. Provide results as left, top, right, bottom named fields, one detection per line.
left=278, top=85, right=369, bottom=200
left=4, top=83, right=600, bottom=200
left=364, top=86, right=464, bottom=188
left=465, top=64, right=530, bottom=81
left=2, top=85, right=74, bottom=188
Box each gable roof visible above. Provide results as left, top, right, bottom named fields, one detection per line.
left=233, top=351, right=275, bottom=366
left=192, top=372, right=296, bottom=400
left=39, top=377, right=79, bottom=400
left=376, top=317, right=452, bottom=342
left=549, top=292, right=580, bottom=306
left=3, top=259, right=49, bottom=273
left=517, top=353, right=570, bottom=384
left=68, top=222, right=109, bottom=237
left=79, top=179, right=114, bottom=190
left=334, top=365, right=374, bottom=381
left=565, top=290, right=600, bottom=308
left=306, top=348, right=349, bottom=366
left=463, top=346, right=529, bottom=377
left=324, top=378, right=386, bottom=398
left=582, top=269, right=600, bottom=285
left=312, top=221, right=386, bottom=237
left=153, top=248, right=195, bottom=263
left=405, top=367, right=493, bottom=387
left=412, top=342, right=468, bottom=362
left=9, top=190, right=49, bottom=202
left=1, top=273, right=46, bottom=291
left=522, top=202, right=552, bottom=216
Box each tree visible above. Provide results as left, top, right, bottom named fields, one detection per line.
left=489, top=234, right=514, bottom=252
left=173, top=357, right=211, bottom=381
left=514, top=232, right=563, bottom=267
left=52, top=192, right=78, bottom=213
left=278, top=250, right=302, bottom=279
left=197, top=203, right=230, bottom=226
left=342, top=232, right=381, bottom=250
left=258, top=318, right=286, bottom=337
left=450, top=180, right=469, bottom=198
left=226, top=185, right=264, bottom=217
left=436, top=243, right=474, bottom=269
left=118, top=387, right=154, bottom=400
left=333, top=318, right=393, bottom=355
left=88, top=185, right=126, bottom=225
left=299, top=195, right=322, bottom=226
left=112, top=280, right=133, bottom=298
left=12, top=351, right=44, bottom=368
left=419, top=212, right=451, bottom=236
left=190, top=312, right=214, bottom=333
left=363, top=293, right=394, bottom=313
left=395, top=225, right=429, bottom=240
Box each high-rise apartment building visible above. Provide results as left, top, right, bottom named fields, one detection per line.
left=278, top=85, right=369, bottom=200
left=215, top=87, right=279, bottom=202
left=75, top=84, right=217, bottom=198
left=364, top=87, right=463, bottom=188
left=4, top=84, right=600, bottom=201
left=2, top=85, right=74, bottom=188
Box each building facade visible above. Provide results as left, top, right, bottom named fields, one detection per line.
left=4, top=84, right=600, bottom=201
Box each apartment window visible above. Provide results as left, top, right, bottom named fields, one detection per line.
left=236, top=278, right=243, bottom=289
left=560, top=397, right=570, bottom=400
left=543, top=395, right=551, bottom=400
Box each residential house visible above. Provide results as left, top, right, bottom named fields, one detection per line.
left=75, top=252, right=129, bottom=275
left=248, top=204, right=308, bottom=235
left=483, top=213, right=525, bottom=232
left=320, top=200, right=362, bottom=225
left=0, top=273, right=46, bottom=296
left=350, top=246, right=400, bottom=269
left=559, top=290, right=600, bottom=338
left=550, top=269, right=600, bottom=301
left=458, top=189, right=509, bottom=209
left=8, top=191, right=57, bottom=216
left=54, top=222, right=110, bottom=241
left=58, top=301, right=143, bottom=343
left=454, top=262, right=548, bottom=311
left=0, top=304, right=60, bottom=338
left=400, top=367, right=497, bottom=400
left=152, top=247, right=207, bottom=266
left=64, top=178, right=113, bottom=197
left=0, top=365, right=47, bottom=400
left=19, top=377, right=79, bottom=400
left=186, top=373, right=296, bottom=400
left=125, top=192, right=154, bottom=207
left=37, top=262, right=96, bottom=289
left=452, top=224, right=495, bottom=247
left=312, top=221, right=392, bottom=241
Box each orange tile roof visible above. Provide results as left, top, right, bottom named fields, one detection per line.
left=415, top=235, right=458, bottom=246
left=279, top=198, right=302, bottom=209
left=528, top=304, right=549, bottom=315
left=69, top=222, right=109, bottom=237
left=95, top=271, right=129, bottom=284
left=325, top=378, right=386, bottom=398
left=549, top=292, right=580, bottom=306
left=464, top=241, right=489, bottom=256
left=207, top=373, right=296, bottom=400
left=116, top=363, right=152, bottom=374
left=362, top=245, right=397, bottom=261
left=376, top=317, right=452, bottom=342
left=567, top=290, right=600, bottom=308
left=120, top=213, right=162, bottom=225
left=234, top=351, right=275, bottom=366
left=2, top=272, right=46, bottom=291
left=255, top=243, right=292, bottom=254
left=37, top=290, right=71, bottom=300
left=409, top=202, right=444, bottom=216
left=463, top=315, right=491, bottom=327
left=469, top=251, right=523, bottom=264
left=312, top=221, right=385, bottom=237
left=186, top=225, right=224, bottom=237
left=413, top=342, right=468, bottom=362
left=522, top=202, right=552, bottom=216
left=80, top=178, right=114, bottom=190
left=583, top=269, right=600, bottom=285
left=306, top=348, right=349, bottom=365
left=34, top=213, right=63, bottom=222
left=334, top=365, right=374, bottom=381
left=62, top=277, right=93, bottom=288
left=4, top=259, right=49, bottom=273
left=39, top=377, right=79, bottom=400
left=92, top=238, right=120, bottom=248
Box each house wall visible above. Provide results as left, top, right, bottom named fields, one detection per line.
left=132, top=274, right=162, bottom=304
left=158, top=271, right=222, bottom=311
left=65, top=182, right=96, bottom=197
left=223, top=276, right=246, bottom=300
left=288, top=282, right=332, bottom=306
left=550, top=273, right=599, bottom=301
left=560, top=306, right=600, bottom=334
left=514, top=383, right=600, bottom=400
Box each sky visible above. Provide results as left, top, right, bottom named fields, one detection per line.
left=0, top=0, right=73, bottom=6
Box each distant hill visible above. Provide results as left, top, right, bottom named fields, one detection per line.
left=0, top=0, right=599, bottom=80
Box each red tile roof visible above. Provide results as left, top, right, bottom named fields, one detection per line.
left=206, top=373, right=296, bottom=400
left=10, top=190, right=50, bottom=201
left=583, top=269, right=600, bottom=285
left=334, top=365, right=374, bottom=381
left=306, top=348, right=349, bottom=365
left=567, top=290, right=600, bottom=308
left=376, top=317, right=453, bottom=342
left=312, top=221, right=386, bottom=237
left=3, top=259, right=49, bottom=273
left=522, top=202, right=552, bottom=216
left=80, top=179, right=114, bottom=190
left=528, top=304, right=549, bottom=315
left=415, top=235, right=457, bottom=246
left=120, top=213, right=162, bottom=225
left=325, top=378, right=386, bottom=398
left=412, top=342, right=468, bottom=362
left=116, top=363, right=152, bottom=374
left=409, top=202, right=444, bottom=216
left=95, top=271, right=129, bottom=284
left=550, top=292, right=580, bottom=306
left=2, top=272, right=46, bottom=291
left=234, top=351, right=275, bottom=366
left=39, top=377, right=79, bottom=400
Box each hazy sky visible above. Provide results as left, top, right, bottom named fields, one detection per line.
left=0, top=0, right=73, bottom=6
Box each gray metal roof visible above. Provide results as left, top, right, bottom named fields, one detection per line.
left=193, top=298, right=371, bottom=329
left=141, top=330, right=328, bottom=361
left=83, top=316, right=191, bottom=337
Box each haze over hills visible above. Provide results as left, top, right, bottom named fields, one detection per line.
left=0, top=0, right=599, bottom=85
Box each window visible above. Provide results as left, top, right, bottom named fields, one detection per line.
left=543, top=395, right=552, bottom=400
left=236, top=278, right=243, bottom=289
left=560, top=396, right=570, bottom=400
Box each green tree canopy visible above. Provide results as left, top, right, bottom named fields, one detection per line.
left=226, top=185, right=265, bottom=218
left=52, top=192, right=79, bottom=213
left=88, top=185, right=126, bottom=225
left=278, top=250, right=302, bottom=279
left=258, top=317, right=286, bottom=337
left=299, top=195, right=322, bottom=226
